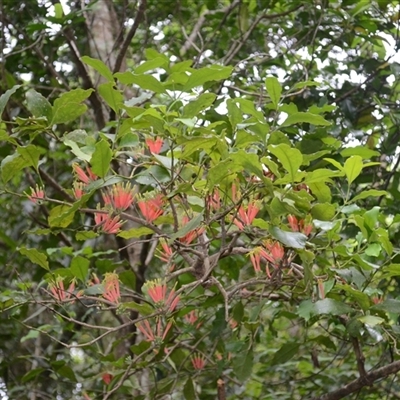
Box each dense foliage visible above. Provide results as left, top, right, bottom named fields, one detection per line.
left=1, top=1, right=400, bottom=399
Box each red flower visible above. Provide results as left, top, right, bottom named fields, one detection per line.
left=261, top=241, right=285, bottom=277
left=191, top=354, right=206, bottom=370
left=144, top=279, right=179, bottom=313
left=73, top=182, right=84, bottom=199
left=136, top=318, right=173, bottom=344
left=157, top=239, right=175, bottom=271
left=49, top=278, right=76, bottom=302
left=102, top=183, right=135, bottom=211
left=94, top=210, right=123, bottom=234
left=288, top=215, right=312, bottom=236
left=146, top=137, right=163, bottom=154
left=27, top=185, right=45, bottom=204
left=180, top=215, right=205, bottom=244
left=102, top=373, right=113, bottom=385
left=207, top=189, right=221, bottom=212
left=185, top=310, right=201, bottom=328
left=249, top=247, right=264, bottom=274
left=233, top=202, right=259, bottom=230
left=138, top=193, right=164, bottom=223
left=102, top=272, right=120, bottom=304
left=73, top=163, right=97, bottom=185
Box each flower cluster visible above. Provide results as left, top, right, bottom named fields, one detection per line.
left=102, top=182, right=135, bottom=211
left=27, top=185, right=45, bottom=204
left=144, top=279, right=179, bottom=313
left=146, top=137, right=163, bottom=154
left=136, top=318, right=173, bottom=345
left=249, top=240, right=285, bottom=277
left=48, top=278, right=78, bottom=302
left=137, top=193, right=164, bottom=222
left=94, top=209, right=123, bottom=234
left=102, top=272, right=121, bottom=304
left=233, top=201, right=260, bottom=230
left=288, top=215, right=313, bottom=236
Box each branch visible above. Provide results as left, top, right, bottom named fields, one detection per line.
left=223, top=4, right=303, bottom=65
left=312, top=360, right=400, bottom=400
left=113, top=0, right=147, bottom=73
left=334, top=55, right=394, bottom=104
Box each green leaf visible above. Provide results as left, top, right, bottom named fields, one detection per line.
left=381, top=264, right=400, bottom=278
left=63, top=139, right=92, bottom=162
left=170, top=213, right=203, bottom=241
left=123, top=301, right=154, bottom=315
left=75, top=231, right=99, bottom=241
left=351, top=190, right=388, bottom=203
left=365, top=243, right=381, bottom=257
left=268, top=144, right=303, bottom=182
left=90, top=139, right=112, bottom=178
left=281, top=112, right=331, bottom=127
left=340, top=146, right=379, bottom=159
left=18, top=247, right=49, bottom=270
left=135, top=57, right=168, bottom=74
left=233, top=347, right=253, bottom=382
left=0, top=85, right=21, bottom=117
left=51, top=89, right=93, bottom=125
left=183, top=65, right=233, bottom=91
left=26, top=89, right=52, bottom=120
left=271, top=343, right=300, bottom=366
left=54, top=3, right=63, bottom=18
left=372, top=299, right=400, bottom=314
left=70, top=256, right=89, bottom=282
left=119, top=270, right=136, bottom=290
left=314, top=298, right=353, bottom=315
left=98, top=82, right=124, bottom=113
left=311, top=203, right=336, bottom=220
left=344, top=155, right=363, bottom=184
left=114, top=72, right=166, bottom=94
left=269, top=226, right=307, bottom=249
left=265, top=76, right=281, bottom=108
left=304, top=169, right=343, bottom=184
left=358, top=315, right=384, bottom=327
left=17, top=144, right=43, bottom=172
left=81, top=56, right=114, bottom=81
left=364, top=206, right=380, bottom=230
left=323, top=158, right=343, bottom=171
left=183, top=378, right=196, bottom=400
left=21, top=368, right=46, bottom=383
left=48, top=205, right=76, bottom=228
left=1, top=153, right=30, bottom=183
left=56, top=365, right=77, bottom=382
left=118, top=227, right=155, bottom=239
left=183, top=93, right=216, bottom=118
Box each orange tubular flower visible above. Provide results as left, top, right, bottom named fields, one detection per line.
left=102, top=182, right=135, bottom=211
left=136, top=317, right=173, bottom=344
left=27, top=185, right=45, bottom=204
left=207, top=189, right=221, bottom=212
left=73, top=182, right=85, bottom=199
left=146, top=137, right=163, bottom=154
left=233, top=202, right=259, bottom=230
left=73, top=163, right=97, bottom=185
left=288, top=215, right=313, bottom=236
left=49, top=278, right=76, bottom=302
left=260, top=241, right=285, bottom=277
left=137, top=193, right=164, bottom=223
left=102, top=272, right=120, bottom=304
left=180, top=215, right=205, bottom=244
left=94, top=210, right=123, bottom=234
left=185, top=310, right=200, bottom=327
left=191, top=354, right=206, bottom=370
left=157, top=239, right=175, bottom=270
left=144, top=279, right=180, bottom=313
left=249, top=247, right=264, bottom=274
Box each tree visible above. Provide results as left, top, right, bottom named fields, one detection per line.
left=1, top=0, right=400, bottom=399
